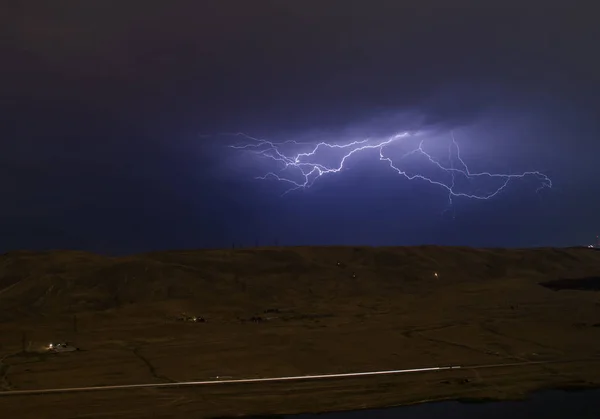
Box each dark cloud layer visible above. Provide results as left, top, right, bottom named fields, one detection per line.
left=2, top=0, right=600, bottom=252
left=6, top=1, right=599, bottom=125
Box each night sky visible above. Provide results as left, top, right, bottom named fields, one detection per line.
left=3, top=1, right=600, bottom=254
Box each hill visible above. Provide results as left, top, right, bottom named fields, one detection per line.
left=1, top=245, right=600, bottom=418
left=1, top=245, right=599, bottom=319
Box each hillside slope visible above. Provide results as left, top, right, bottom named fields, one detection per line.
left=1, top=246, right=599, bottom=320
left=2, top=246, right=600, bottom=418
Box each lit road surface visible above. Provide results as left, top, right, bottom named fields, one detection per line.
left=0, top=358, right=595, bottom=397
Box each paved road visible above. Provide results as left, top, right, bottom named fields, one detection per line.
left=0, top=358, right=596, bottom=397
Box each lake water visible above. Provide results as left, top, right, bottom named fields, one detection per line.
left=284, top=389, right=600, bottom=419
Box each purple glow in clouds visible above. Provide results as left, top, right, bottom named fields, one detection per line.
left=228, top=132, right=552, bottom=203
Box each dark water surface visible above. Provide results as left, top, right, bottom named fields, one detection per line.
left=539, top=276, right=600, bottom=291
left=277, top=389, right=600, bottom=419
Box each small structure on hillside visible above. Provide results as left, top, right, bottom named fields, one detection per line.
left=263, top=308, right=280, bottom=314
left=586, top=235, right=600, bottom=248
left=249, top=316, right=265, bottom=323
left=177, top=313, right=206, bottom=323
left=46, top=342, right=79, bottom=353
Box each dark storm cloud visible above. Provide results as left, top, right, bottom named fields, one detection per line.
left=2, top=0, right=600, bottom=251
left=5, top=0, right=599, bottom=130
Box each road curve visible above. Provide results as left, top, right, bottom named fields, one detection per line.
left=0, top=358, right=596, bottom=397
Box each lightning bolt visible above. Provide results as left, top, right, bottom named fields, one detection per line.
left=226, top=131, right=552, bottom=203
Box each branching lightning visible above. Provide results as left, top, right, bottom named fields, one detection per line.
left=226, top=131, right=552, bottom=203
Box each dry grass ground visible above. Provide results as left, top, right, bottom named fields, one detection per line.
left=1, top=245, right=600, bottom=418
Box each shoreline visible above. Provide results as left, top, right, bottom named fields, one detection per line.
left=224, top=383, right=600, bottom=419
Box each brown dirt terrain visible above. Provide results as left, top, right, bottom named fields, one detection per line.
left=0, top=245, right=600, bottom=418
